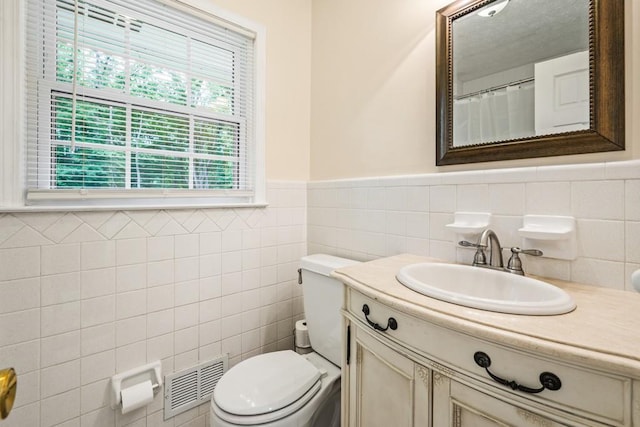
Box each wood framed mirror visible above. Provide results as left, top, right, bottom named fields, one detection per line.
left=436, top=0, right=624, bottom=166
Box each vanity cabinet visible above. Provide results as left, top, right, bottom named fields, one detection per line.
left=343, top=291, right=622, bottom=426
left=344, top=322, right=430, bottom=427
left=338, top=256, right=640, bottom=427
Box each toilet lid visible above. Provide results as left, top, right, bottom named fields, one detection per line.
left=214, top=350, right=322, bottom=416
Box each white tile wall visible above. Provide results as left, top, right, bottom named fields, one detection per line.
left=308, top=160, right=640, bottom=292
left=0, top=181, right=306, bottom=427
left=3, top=162, right=640, bottom=426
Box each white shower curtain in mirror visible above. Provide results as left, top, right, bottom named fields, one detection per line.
left=453, top=82, right=534, bottom=146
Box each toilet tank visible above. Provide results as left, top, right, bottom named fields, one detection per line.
left=299, top=254, right=360, bottom=367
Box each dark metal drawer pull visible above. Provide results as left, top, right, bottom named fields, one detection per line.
left=473, top=351, right=562, bottom=394
left=362, top=304, right=398, bottom=332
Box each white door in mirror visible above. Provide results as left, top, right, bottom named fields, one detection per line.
left=535, top=50, right=589, bottom=135
left=632, top=269, right=640, bottom=293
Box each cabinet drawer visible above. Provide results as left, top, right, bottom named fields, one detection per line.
left=447, top=380, right=607, bottom=427
left=347, top=289, right=631, bottom=426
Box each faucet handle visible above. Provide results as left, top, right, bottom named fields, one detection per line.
left=510, top=247, right=543, bottom=257
left=459, top=241, right=487, bottom=266
left=458, top=240, right=484, bottom=248
left=506, top=247, right=543, bottom=275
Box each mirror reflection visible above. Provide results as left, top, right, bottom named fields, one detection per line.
left=452, top=0, right=589, bottom=147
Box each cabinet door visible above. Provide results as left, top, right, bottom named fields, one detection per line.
left=346, top=323, right=430, bottom=427
left=433, top=375, right=600, bottom=427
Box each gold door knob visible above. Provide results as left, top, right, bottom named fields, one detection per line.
left=0, top=368, right=17, bottom=420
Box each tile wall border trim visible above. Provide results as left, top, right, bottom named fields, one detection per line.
left=308, top=160, right=640, bottom=188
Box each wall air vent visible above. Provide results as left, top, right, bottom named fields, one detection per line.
left=163, top=354, right=228, bottom=420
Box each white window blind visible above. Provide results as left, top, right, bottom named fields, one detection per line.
left=25, top=0, right=261, bottom=207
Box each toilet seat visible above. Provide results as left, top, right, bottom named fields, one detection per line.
left=213, top=351, right=323, bottom=425
left=212, top=380, right=321, bottom=425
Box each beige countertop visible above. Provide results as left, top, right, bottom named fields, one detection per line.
left=333, top=254, right=640, bottom=378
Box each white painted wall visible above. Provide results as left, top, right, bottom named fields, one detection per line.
left=0, top=1, right=312, bottom=426
left=310, top=0, right=640, bottom=179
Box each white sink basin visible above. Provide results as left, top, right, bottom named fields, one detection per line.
left=396, top=263, right=576, bottom=315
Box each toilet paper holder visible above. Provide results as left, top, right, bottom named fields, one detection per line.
left=110, top=361, right=162, bottom=410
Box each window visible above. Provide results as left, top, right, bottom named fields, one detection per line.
left=24, top=0, right=264, bottom=207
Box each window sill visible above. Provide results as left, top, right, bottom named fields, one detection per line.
left=1, top=188, right=269, bottom=212
left=0, top=201, right=268, bottom=213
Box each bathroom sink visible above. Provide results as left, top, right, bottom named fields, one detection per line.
left=396, top=263, right=576, bottom=315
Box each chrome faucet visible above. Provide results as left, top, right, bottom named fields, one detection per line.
left=459, top=229, right=504, bottom=269
left=459, top=229, right=543, bottom=275
left=475, top=229, right=504, bottom=269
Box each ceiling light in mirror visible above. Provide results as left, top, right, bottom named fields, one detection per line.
left=477, top=0, right=509, bottom=18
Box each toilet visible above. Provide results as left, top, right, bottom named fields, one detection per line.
left=210, top=254, right=359, bottom=427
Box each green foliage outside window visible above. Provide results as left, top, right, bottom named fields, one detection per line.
left=51, top=6, right=242, bottom=191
